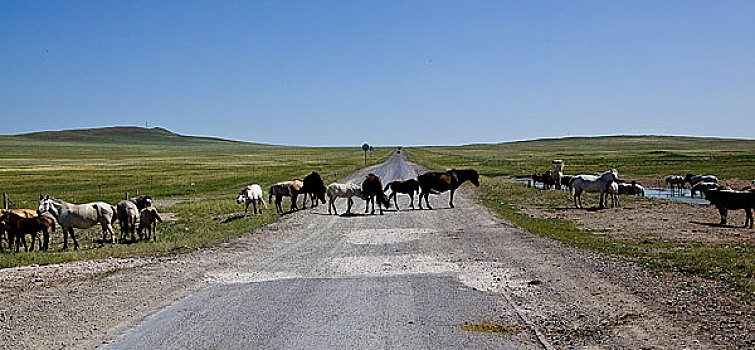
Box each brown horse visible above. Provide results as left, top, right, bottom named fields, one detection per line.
left=0, top=212, right=56, bottom=252
left=362, top=173, right=391, bottom=215
left=300, top=171, right=327, bottom=209
left=417, top=169, right=479, bottom=209
left=383, top=179, right=420, bottom=210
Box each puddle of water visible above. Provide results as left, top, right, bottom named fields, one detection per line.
left=507, top=178, right=710, bottom=205
left=644, top=187, right=709, bottom=205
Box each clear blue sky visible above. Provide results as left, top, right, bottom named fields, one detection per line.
left=1, top=1, right=753, bottom=146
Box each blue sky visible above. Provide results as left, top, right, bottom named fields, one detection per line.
left=1, top=1, right=753, bottom=146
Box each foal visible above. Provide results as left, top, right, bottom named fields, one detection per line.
left=383, top=179, right=419, bottom=210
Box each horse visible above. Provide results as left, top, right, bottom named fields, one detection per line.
left=116, top=200, right=139, bottom=242
left=383, top=179, right=420, bottom=210
left=37, top=195, right=116, bottom=250
left=237, top=184, right=266, bottom=216
left=665, top=175, right=686, bottom=195
left=618, top=181, right=645, bottom=197
left=326, top=183, right=365, bottom=215
left=702, top=189, right=755, bottom=229
left=552, top=160, right=564, bottom=189
left=268, top=180, right=304, bottom=214
left=131, top=195, right=154, bottom=210
left=362, top=174, right=391, bottom=215
left=531, top=171, right=555, bottom=189
left=606, top=181, right=621, bottom=208
left=0, top=209, right=39, bottom=252
left=300, top=171, right=327, bottom=209
left=570, top=169, right=619, bottom=209
left=0, top=212, right=56, bottom=252
left=417, top=169, right=479, bottom=210
left=138, top=207, right=163, bottom=241
left=684, top=173, right=718, bottom=188
left=690, top=182, right=720, bottom=198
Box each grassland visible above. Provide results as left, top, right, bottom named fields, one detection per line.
left=410, top=135, right=755, bottom=179
left=0, top=127, right=391, bottom=267
left=406, top=136, right=755, bottom=299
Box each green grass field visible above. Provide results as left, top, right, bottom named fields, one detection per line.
left=0, top=127, right=390, bottom=267
left=406, top=136, right=755, bottom=299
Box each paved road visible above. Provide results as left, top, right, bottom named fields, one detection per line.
left=111, top=153, right=541, bottom=349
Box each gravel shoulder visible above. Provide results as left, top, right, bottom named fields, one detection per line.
left=0, top=153, right=744, bottom=349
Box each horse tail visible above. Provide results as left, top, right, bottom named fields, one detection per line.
left=268, top=187, right=274, bottom=204
left=111, top=205, right=118, bottom=225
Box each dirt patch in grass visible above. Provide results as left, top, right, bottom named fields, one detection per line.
left=459, top=320, right=524, bottom=335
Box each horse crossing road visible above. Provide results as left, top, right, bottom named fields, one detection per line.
left=111, top=153, right=541, bottom=349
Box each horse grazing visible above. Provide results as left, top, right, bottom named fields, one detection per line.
left=665, top=175, right=686, bottom=195
left=417, top=169, right=480, bottom=210
left=570, top=169, right=619, bottom=209
left=37, top=195, right=116, bottom=250
left=268, top=180, right=304, bottom=214
left=685, top=173, right=718, bottom=188
left=237, top=184, right=266, bottom=216
left=300, top=171, right=327, bottom=209
left=326, top=183, right=365, bottom=215
left=690, top=182, right=720, bottom=198
left=618, top=181, right=645, bottom=197
left=702, top=189, right=755, bottom=229
left=0, top=212, right=56, bottom=252
left=383, top=179, right=420, bottom=210
left=138, top=207, right=163, bottom=241
left=362, top=174, right=391, bottom=215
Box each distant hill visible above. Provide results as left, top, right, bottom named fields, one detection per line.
left=461, top=135, right=755, bottom=151
left=7, top=126, right=259, bottom=146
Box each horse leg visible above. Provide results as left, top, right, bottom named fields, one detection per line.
left=371, top=196, right=376, bottom=215
left=425, top=192, right=433, bottom=210
left=365, top=196, right=370, bottom=213
left=70, top=228, right=79, bottom=250
left=718, top=206, right=728, bottom=225
left=449, top=190, right=455, bottom=208
left=62, top=226, right=69, bottom=250
left=392, top=192, right=399, bottom=211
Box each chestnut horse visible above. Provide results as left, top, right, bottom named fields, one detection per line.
left=417, top=169, right=480, bottom=209
left=383, top=179, right=420, bottom=210
left=362, top=173, right=391, bottom=215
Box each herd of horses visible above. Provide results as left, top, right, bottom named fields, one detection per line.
left=238, top=169, right=480, bottom=217
left=531, top=162, right=755, bottom=229
left=0, top=195, right=162, bottom=252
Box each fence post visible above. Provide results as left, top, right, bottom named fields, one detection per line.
left=126, top=192, right=129, bottom=200
left=3, top=193, right=7, bottom=210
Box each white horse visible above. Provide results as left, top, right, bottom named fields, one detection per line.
left=37, top=195, right=116, bottom=250
left=606, top=181, right=621, bottom=208
left=326, top=183, right=365, bottom=215
left=237, top=184, right=266, bottom=216
left=571, top=169, right=619, bottom=209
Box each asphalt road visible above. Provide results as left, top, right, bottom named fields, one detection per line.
left=111, top=153, right=541, bottom=349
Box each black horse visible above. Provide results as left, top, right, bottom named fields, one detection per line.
left=417, top=169, right=479, bottom=209
left=300, top=171, right=327, bottom=209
